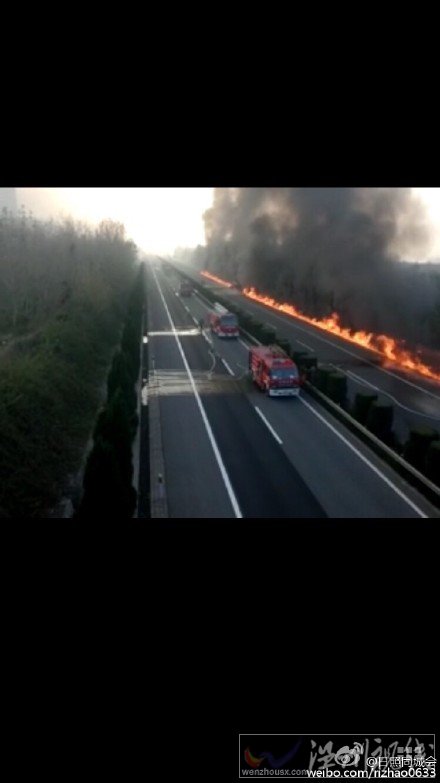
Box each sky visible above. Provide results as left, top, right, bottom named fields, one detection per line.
left=12, top=187, right=440, bottom=261
left=16, top=188, right=214, bottom=256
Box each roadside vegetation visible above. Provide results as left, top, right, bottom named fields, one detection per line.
left=75, top=265, right=145, bottom=519
left=0, top=209, right=138, bottom=518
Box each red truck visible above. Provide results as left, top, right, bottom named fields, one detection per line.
left=209, top=303, right=239, bottom=338
left=249, top=345, right=301, bottom=397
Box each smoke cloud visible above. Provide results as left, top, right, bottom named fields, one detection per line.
left=197, top=188, right=440, bottom=348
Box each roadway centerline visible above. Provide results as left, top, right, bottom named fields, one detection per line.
left=151, top=266, right=243, bottom=518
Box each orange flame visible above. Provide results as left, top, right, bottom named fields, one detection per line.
left=243, top=287, right=440, bottom=383
left=198, top=268, right=440, bottom=383
left=201, top=270, right=233, bottom=287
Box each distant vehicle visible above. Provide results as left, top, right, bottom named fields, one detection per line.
left=249, top=345, right=300, bottom=397
left=209, top=303, right=239, bottom=338
left=179, top=281, right=193, bottom=297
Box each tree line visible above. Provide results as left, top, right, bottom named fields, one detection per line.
left=0, top=210, right=139, bottom=517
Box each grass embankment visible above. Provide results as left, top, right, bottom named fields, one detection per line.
left=0, top=298, right=124, bottom=517
left=0, top=211, right=138, bottom=518
left=75, top=266, right=145, bottom=519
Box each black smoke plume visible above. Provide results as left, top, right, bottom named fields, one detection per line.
left=196, top=188, right=440, bottom=349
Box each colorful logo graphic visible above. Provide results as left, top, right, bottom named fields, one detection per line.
left=245, top=740, right=302, bottom=769
left=244, top=748, right=264, bottom=768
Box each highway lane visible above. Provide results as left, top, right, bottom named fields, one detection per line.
left=148, top=267, right=237, bottom=518
left=167, top=275, right=439, bottom=518
left=190, top=273, right=440, bottom=446
left=153, top=267, right=326, bottom=518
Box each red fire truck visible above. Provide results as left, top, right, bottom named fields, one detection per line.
left=249, top=345, right=300, bottom=397
left=209, top=303, right=239, bottom=338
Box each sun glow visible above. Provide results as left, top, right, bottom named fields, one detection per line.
left=17, top=188, right=214, bottom=255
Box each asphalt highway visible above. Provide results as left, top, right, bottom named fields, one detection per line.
left=190, top=270, right=440, bottom=446
left=147, top=263, right=438, bottom=518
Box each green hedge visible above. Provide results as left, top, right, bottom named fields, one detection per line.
left=353, top=393, right=378, bottom=425
left=403, top=426, right=439, bottom=472
left=276, top=338, right=292, bottom=357
left=313, top=365, right=335, bottom=395
left=326, top=372, right=347, bottom=405
left=76, top=436, right=136, bottom=518
left=260, top=325, right=277, bottom=345
left=425, top=440, right=440, bottom=486
left=366, top=401, right=394, bottom=441
left=76, top=264, right=145, bottom=519
left=292, top=351, right=308, bottom=366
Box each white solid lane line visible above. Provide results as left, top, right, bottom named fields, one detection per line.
left=222, top=358, right=235, bottom=376
left=298, top=396, right=428, bottom=518
left=254, top=406, right=283, bottom=445
left=297, top=339, right=313, bottom=352
left=239, top=338, right=252, bottom=350
left=151, top=267, right=242, bottom=518
left=337, top=366, right=440, bottom=421
left=342, top=368, right=379, bottom=391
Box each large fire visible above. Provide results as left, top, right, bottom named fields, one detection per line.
left=200, top=270, right=440, bottom=384
left=201, top=270, right=233, bottom=288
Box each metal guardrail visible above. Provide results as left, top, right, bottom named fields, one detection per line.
left=305, top=381, right=440, bottom=510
